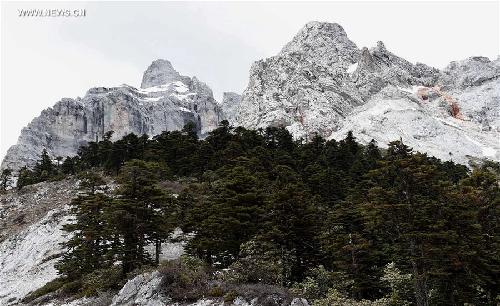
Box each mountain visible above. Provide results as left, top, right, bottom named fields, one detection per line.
left=230, top=22, right=499, bottom=164
left=2, top=21, right=499, bottom=171
left=1, top=60, right=221, bottom=171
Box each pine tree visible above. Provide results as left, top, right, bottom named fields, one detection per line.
left=320, top=199, right=383, bottom=300
left=360, top=141, right=469, bottom=306
left=105, top=160, right=172, bottom=274
left=57, top=172, right=111, bottom=280
left=34, top=149, right=55, bottom=180
left=262, top=165, right=320, bottom=283
left=17, top=166, right=36, bottom=189
left=1, top=168, right=13, bottom=191
left=61, top=157, right=77, bottom=175
left=185, top=166, right=265, bottom=266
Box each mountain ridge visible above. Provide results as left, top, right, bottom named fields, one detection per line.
left=2, top=21, right=499, bottom=171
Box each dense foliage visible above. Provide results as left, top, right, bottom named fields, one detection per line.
left=17, top=121, right=499, bottom=305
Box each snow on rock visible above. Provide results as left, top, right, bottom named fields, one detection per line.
left=141, top=59, right=182, bottom=89
left=347, top=62, right=358, bottom=74
left=219, top=92, right=242, bottom=124
left=2, top=21, right=499, bottom=171
left=0, top=179, right=81, bottom=305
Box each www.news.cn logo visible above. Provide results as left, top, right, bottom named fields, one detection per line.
left=18, top=9, right=86, bottom=17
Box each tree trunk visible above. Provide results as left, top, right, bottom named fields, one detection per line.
left=411, top=239, right=429, bottom=306
left=155, top=239, right=161, bottom=265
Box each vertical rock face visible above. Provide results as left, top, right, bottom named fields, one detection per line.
left=219, top=92, right=242, bottom=123
left=1, top=61, right=221, bottom=171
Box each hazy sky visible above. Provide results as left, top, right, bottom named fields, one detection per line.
left=1, top=1, right=499, bottom=161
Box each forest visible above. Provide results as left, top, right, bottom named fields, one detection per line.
left=4, top=121, right=498, bottom=306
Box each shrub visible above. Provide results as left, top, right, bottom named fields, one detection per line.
left=223, top=290, right=239, bottom=303
left=207, top=285, right=224, bottom=297
left=80, top=266, right=123, bottom=296
left=313, top=289, right=391, bottom=306
left=61, top=279, right=83, bottom=295
left=222, top=240, right=287, bottom=285
left=225, top=283, right=294, bottom=306
left=22, top=278, right=65, bottom=303
left=291, top=266, right=347, bottom=301
left=158, top=255, right=210, bottom=301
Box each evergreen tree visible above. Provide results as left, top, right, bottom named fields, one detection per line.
left=261, top=165, right=320, bottom=283
left=361, top=141, right=471, bottom=306
left=1, top=168, right=13, bottom=191
left=34, top=149, right=56, bottom=180
left=61, top=157, right=77, bottom=175
left=320, top=199, right=383, bottom=300
left=57, top=172, right=111, bottom=280
left=17, top=166, right=36, bottom=189
left=105, top=160, right=172, bottom=274
left=185, top=166, right=265, bottom=266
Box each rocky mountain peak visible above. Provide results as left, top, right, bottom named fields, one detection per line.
left=279, top=21, right=359, bottom=65
left=359, top=47, right=377, bottom=71
left=141, top=59, right=182, bottom=88
left=440, top=56, right=500, bottom=88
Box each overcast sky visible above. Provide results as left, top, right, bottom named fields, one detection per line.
left=1, top=1, right=499, bottom=161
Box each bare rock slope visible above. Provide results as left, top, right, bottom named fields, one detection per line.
left=232, top=22, right=499, bottom=164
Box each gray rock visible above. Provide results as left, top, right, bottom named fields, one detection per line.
left=220, top=92, right=242, bottom=123
left=141, top=59, right=183, bottom=89
left=289, top=298, right=309, bottom=306
left=235, top=21, right=498, bottom=164
left=2, top=61, right=221, bottom=171
left=111, top=271, right=167, bottom=306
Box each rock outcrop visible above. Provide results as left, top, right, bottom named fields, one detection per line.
left=1, top=61, right=221, bottom=171
left=234, top=21, right=499, bottom=163
left=219, top=92, right=242, bottom=122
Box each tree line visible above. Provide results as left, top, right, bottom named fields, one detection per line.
left=9, top=121, right=499, bottom=305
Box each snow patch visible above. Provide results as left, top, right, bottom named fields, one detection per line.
left=172, top=81, right=189, bottom=93
left=482, top=147, right=497, bottom=157
left=347, top=62, right=358, bottom=73
left=178, top=107, right=192, bottom=113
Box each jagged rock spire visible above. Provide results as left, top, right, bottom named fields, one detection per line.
left=280, top=21, right=360, bottom=65
left=141, top=59, right=182, bottom=88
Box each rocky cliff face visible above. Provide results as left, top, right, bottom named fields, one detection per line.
left=233, top=21, right=499, bottom=164
left=2, top=21, right=499, bottom=171
left=1, top=60, right=221, bottom=171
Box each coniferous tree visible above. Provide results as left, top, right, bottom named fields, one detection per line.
left=105, top=159, right=172, bottom=274
left=57, top=172, right=111, bottom=280
left=17, top=166, right=36, bottom=189
left=185, top=166, right=265, bottom=266
left=1, top=168, right=13, bottom=191
left=34, top=149, right=55, bottom=180
left=361, top=141, right=466, bottom=306
left=262, top=165, right=320, bottom=283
